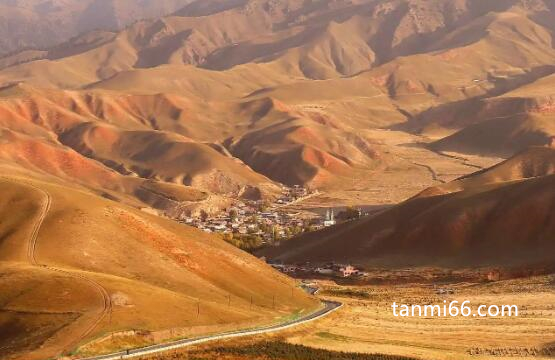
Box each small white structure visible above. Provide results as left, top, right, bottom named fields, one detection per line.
left=323, top=209, right=336, bottom=227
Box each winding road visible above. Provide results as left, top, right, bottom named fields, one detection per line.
left=4, top=178, right=113, bottom=356
left=25, top=184, right=51, bottom=266
left=77, top=300, right=342, bottom=360
left=4, top=178, right=341, bottom=359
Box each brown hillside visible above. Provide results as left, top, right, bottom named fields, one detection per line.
left=429, top=113, right=555, bottom=157
left=2, top=0, right=555, bottom=207
left=0, top=85, right=280, bottom=209
left=418, top=146, right=555, bottom=196
left=59, top=122, right=277, bottom=195
left=260, top=152, right=555, bottom=268
left=228, top=107, right=383, bottom=187
left=0, top=176, right=318, bottom=360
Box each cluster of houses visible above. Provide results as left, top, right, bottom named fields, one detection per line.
left=179, top=186, right=337, bottom=246
left=269, top=262, right=362, bottom=278
left=276, top=185, right=309, bottom=204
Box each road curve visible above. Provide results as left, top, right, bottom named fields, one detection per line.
left=77, top=300, right=342, bottom=360
left=2, top=178, right=113, bottom=356
left=3, top=178, right=341, bottom=359
left=26, top=183, right=51, bottom=265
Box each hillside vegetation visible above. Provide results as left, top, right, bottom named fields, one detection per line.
left=0, top=175, right=318, bottom=360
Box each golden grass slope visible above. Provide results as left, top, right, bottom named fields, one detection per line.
left=0, top=176, right=318, bottom=360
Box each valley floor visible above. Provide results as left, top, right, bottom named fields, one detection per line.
left=134, top=275, right=555, bottom=360
left=284, top=129, right=501, bottom=208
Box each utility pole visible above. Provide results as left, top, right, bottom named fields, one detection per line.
left=228, top=294, right=231, bottom=307
left=250, top=295, right=253, bottom=310
left=197, top=301, right=200, bottom=318
left=273, top=295, right=276, bottom=309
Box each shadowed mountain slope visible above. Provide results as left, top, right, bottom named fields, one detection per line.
left=259, top=147, right=555, bottom=268
left=1, top=0, right=555, bottom=208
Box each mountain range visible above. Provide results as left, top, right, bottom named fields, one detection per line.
left=0, top=0, right=554, bottom=217
left=0, top=0, right=194, bottom=56
left=2, top=0, right=555, bottom=357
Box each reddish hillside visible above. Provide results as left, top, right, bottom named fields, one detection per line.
left=0, top=85, right=280, bottom=213
left=1, top=0, right=555, bottom=207
left=227, top=98, right=383, bottom=187
left=260, top=149, right=555, bottom=268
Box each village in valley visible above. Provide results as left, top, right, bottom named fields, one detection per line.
left=180, top=186, right=351, bottom=247
left=175, top=186, right=506, bottom=282
left=178, top=185, right=366, bottom=278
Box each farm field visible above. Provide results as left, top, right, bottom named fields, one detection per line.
left=135, top=275, right=555, bottom=360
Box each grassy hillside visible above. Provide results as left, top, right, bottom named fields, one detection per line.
left=0, top=175, right=318, bottom=360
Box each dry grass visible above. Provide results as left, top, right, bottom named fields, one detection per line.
left=0, top=178, right=319, bottom=360
left=283, top=277, right=555, bottom=360
left=123, top=276, right=555, bottom=360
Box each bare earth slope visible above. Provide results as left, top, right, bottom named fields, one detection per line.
left=259, top=147, right=555, bottom=268
left=0, top=84, right=281, bottom=215
left=419, top=146, right=555, bottom=196
left=0, top=0, right=554, bottom=210
left=0, top=175, right=318, bottom=360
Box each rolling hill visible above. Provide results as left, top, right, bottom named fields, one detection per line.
left=259, top=146, right=555, bottom=269
left=418, top=146, right=555, bottom=196
left=0, top=84, right=283, bottom=216
left=0, top=0, right=554, bottom=210
left=1, top=0, right=555, bottom=357
left=0, top=0, right=554, bottom=257
left=0, top=174, right=318, bottom=360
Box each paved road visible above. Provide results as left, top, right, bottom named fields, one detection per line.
left=300, top=284, right=320, bottom=295
left=1, top=178, right=340, bottom=360
left=77, top=300, right=342, bottom=360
